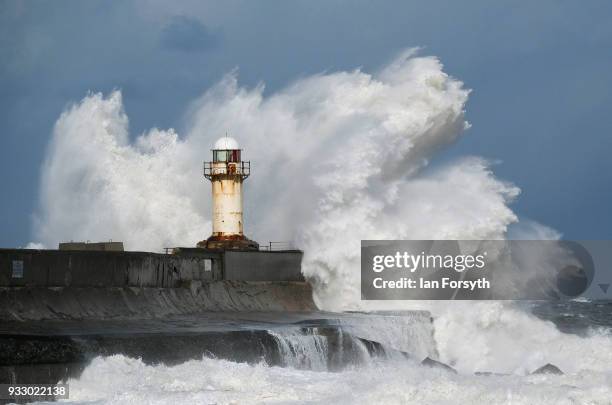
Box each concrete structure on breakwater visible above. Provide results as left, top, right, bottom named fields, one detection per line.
left=0, top=247, right=310, bottom=321
left=1, top=248, right=304, bottom=287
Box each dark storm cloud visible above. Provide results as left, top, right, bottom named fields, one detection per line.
left=159, top=16, right=220, bottom=52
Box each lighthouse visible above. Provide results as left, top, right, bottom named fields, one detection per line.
left=197, top=136, right=259, bottom=250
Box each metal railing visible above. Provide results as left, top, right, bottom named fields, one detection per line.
left=204, top=161, right=250, bottom=179
left=164, top=241, right=296, bottom=253
left=259, top=241, right=295, bottom=251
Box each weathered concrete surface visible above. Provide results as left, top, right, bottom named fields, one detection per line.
left=0, top=311, right=436, bottom=384
left=0, top=282, right=315, bottom=321
left=59, top=242, right=124, bottom=251
left=224, top=250, right=304, bottom=281
left=0, top=249, right=223, bottom=287
left=0, top=248, right=311, bottom=321
left=0, top=248, right=304, bottom=287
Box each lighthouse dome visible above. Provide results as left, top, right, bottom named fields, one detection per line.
left=214, top=136, right=239, bottom=150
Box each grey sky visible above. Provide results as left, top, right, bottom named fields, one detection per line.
left=1, top=0, right=612, bottom=249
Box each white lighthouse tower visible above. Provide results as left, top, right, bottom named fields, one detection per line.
left=197, top=136, right=259, bottom=250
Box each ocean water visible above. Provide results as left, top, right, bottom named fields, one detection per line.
left=37, top=301, right=612, bottom=405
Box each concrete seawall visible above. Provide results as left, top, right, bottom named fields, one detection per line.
left=0, top=248, right=314, bottom=320
left=0, top=282, right=315, bottom=321
left=0, top=311, right=436, bottom=384
left=0, top=248, right=304, bottom=287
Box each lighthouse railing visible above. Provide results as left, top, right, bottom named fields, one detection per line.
left=204, top=161, right=250, bottom=179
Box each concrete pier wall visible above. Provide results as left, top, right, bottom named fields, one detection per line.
left=0, top=281, right=315, bottom=321
left=0, top=248, right=304, bottom=288
left=0, top=249, right=221, bottom=288
left=0, top=248, right=311, bottom=319
left=224, top=250, right=304, bottom=281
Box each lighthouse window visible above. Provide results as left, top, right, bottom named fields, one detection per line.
left=214, top=150, right=240, bottom=162
left=214, top=150, right=229, bottom=162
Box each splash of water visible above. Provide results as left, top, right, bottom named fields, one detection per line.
left=268, top=328, right=331, bottom=371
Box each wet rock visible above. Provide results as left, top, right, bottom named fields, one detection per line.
left=421, top=357, right=457, bottom=373
left=531, top=363, right=564, bottom=375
